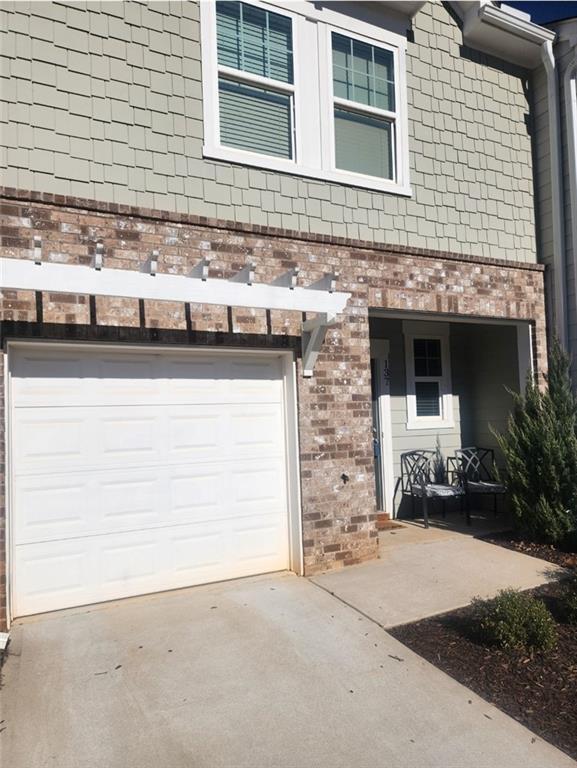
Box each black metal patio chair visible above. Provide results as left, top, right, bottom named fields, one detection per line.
left=400, top=450, right=465, bottom=529
left=448, top=447, right=506, bottom=520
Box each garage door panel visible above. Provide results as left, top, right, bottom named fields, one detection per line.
left=170, top=529, right=230, bottom=574
left=100, top=538, right=159, bottom=585
left=230, top=408, right=285, bottom=453
left=100, top=475, right=162, bottom=526
left=15, top=457, right=287, bottom=546
left=232, top=514, right=289, bottom=565
left=13, top=477, right=90, bottom=542
left=100, top=414, right=160, bottom=460
left=14, top=404, right=283, bottom=476
left=13, top=540, right=89, bottom=614
left=169, top=471, right=222, bottom=520
left=14, top=415, right=86, bottom=465
left=13, top=514, right=289, bottom=616
left=10, top=352, right=85, bottom=407
left=12, top=349, right=284, bottom=408
left=231, top=462, right=287, bottom=506
left=10, top=346, right=292, bottom=617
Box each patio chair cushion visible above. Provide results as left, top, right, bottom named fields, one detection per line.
left=466, top=480, right=506, bottom=494
left=411, top=483, right=464, bottom=498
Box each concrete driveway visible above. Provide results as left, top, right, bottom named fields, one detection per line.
left=1, top=573, right=573, bottom=768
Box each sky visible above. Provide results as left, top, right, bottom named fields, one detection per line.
left=506, top=1, right=577, bottom=24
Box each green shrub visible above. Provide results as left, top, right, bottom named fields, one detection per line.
left=495, top=338, right=577, bottom=544
left=471, top=589, right=557, bottom=652
left=559, top=579, right=577, bottom=625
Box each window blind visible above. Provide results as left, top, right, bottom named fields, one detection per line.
left=219, top=79, right=292, bottom=158
left=334, top=109, right=393, bottom=179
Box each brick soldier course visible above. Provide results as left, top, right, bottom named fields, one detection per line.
left=0, top=190, right=548, bottom=630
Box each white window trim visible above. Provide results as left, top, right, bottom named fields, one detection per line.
left=200, top=0, right=411, bottom=196
left=322, top=24, right=403, bottom=187
left=403, top=321, right=454, bottom=431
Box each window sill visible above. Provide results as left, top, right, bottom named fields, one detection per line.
left=203, top=143, right=412, bottom=196
left=406, top=419, right=455, bottom=432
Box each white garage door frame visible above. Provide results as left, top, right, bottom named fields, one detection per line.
left=4, top=340, right=303, bottom=626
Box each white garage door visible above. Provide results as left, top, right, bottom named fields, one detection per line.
left=10, top=345, right=291, bottom=617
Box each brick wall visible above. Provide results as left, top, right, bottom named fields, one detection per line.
left=0, top=1, right=536, bottom=261
left=0, top=192, right=548, bottom=629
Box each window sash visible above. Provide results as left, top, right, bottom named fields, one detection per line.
left=331, top=32, right=395, bottom=112
left=329, top=29, right=399, bottom=183
left=215, top=2, right=296, bottom=161
left=334, top=107, right=394, bottom=180
left=216, top=0, right=294, bottom=84
left=414, top=381, right=442, bottom=418
left=218, top=77, right=294, bottom=159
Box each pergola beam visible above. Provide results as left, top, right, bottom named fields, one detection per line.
left=0, top=257, right=350, bottom=317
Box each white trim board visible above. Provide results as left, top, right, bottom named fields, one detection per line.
left=0, top=258, right=350, bottom=316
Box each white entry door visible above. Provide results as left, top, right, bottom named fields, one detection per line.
left=9, top=345, right=292, bottom=617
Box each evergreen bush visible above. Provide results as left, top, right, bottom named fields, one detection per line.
left=559, top=578, right=577, bottom=626
left=495, top=339, right=577, bottom=543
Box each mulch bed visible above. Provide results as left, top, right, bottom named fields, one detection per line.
left=481, top=531, right=577, bottom=571
left=390, top=581, right=577, bottom=760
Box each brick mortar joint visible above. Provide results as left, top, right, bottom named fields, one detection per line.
left=0, top=188, right=545, bottom=274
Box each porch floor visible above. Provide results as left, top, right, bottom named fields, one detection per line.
left=311, top=517, right=566, bottom=628
left=382, top=506, right=512, bottom=547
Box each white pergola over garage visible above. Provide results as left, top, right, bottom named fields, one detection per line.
left=0, top=251, right=351, bottom=376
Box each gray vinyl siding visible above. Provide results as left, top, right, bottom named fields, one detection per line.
left=370, top=317, right=519, bottom=514
left=0, top=0, right=537, bottom=263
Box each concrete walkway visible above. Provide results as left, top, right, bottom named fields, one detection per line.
left=1, top=573, right=574, bottom=768
left=312, top=524, right=566, bottom=627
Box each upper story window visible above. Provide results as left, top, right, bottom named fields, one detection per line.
left=201, top=0, right=410, bottom=195
left=216, top=2, right=294, bottom=159
left=332, top=33, right=396, bottom=180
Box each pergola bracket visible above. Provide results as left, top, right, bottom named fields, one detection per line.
left=302, top=312, right=338, bottom=377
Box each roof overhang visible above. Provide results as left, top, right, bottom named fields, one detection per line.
left=378, top=1, right=427, bottom=18
left=460, top=2, right=555, bottom=69
left=379, top=1, right=556, bottom=70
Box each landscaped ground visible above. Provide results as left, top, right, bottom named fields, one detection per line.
left=482, top=532, right=577, bottom=570
left=390, top=580, right=577, bottom=761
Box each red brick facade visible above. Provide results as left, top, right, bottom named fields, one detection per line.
left=0, top=190, right=548, bottom=630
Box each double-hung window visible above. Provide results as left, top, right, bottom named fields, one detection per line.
left=331, top=32, right=396, bottom=181
left=201, top=0, right=410, bottom=195
left=215, top=1, right=295, bottom=159
left=413, top=339, right=443, bottom=417
left=403, top=322, right=453, bottom=430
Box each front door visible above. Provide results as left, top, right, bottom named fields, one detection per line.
left=370, top=340, right=394, bottom=515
